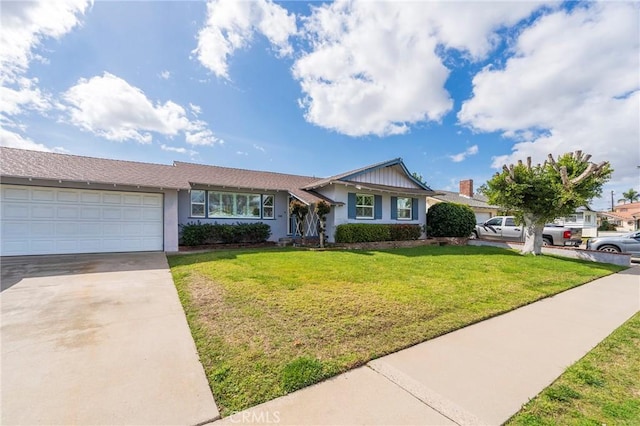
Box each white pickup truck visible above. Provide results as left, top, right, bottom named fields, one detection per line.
left=472, top=216, right=582, bottom=247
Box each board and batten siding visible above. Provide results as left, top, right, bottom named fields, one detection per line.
left=347, top=165, right=421, bottom=189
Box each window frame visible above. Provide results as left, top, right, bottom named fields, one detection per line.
left=397, top=197, right=412, bottom=220
left=192, top=190, right=275, bottom=219
left=190, top=190, right=206, bottom=218
left=355, top=194, right=375, bottom=219
left=262, top=195, right=274, bottom=219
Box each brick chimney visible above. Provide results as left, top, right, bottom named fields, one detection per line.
left=459, top=179, right=473, bottom=198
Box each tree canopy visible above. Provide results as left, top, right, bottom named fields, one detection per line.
left=482, top=151, right=612, bottom=225
left=620, top=188, right=639, bottom=204
left=481, top=151, right=612, bottom=255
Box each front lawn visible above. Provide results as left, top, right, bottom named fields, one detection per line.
left=168, top=245, right=623, bottom=416
left=508, top=312, right=640, bottom=425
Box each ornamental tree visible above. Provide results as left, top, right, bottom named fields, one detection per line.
left=289, top=200, right=309, bottom=245
left=482, top=151, right=612, bottom=255
left=315, top=201, right=331, bottom=248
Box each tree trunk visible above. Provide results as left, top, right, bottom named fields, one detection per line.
left=318, top=217, right=326, bottom=248
left=521, top=213, right=544, bottom=255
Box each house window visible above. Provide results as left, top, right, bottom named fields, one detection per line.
left=207, top=191, right=261, bottom=218
left=191, top=190, right=205, bottom=217
left=397, top=197, right=412, bottom=220
left=263, top=195, right=274, bottom=219
left=356, top=194, right=374, bottom=219
left=585, top=214, right=592, bottom=224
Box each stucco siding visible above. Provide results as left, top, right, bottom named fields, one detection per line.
left=326, top=185, right=426, bottom=242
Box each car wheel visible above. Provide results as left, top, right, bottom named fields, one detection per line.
left=598, top=245, right=620, bottom=253
left=542, top=237, right=552, bottom=246
left=470, top=231, right=478, bottom=240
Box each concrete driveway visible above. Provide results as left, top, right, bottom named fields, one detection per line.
left=1, top=252, right=219, bottom=425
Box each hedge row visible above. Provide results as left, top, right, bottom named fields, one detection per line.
left=335, top=223, right=421, bottom=243
left=180, top=221, right=271, bottom=246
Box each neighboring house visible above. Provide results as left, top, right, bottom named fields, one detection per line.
left=554, top=206, right=598, bottom=237
left=427, top=179, right=499, bottom=223
left=0, top=147, right=434, bottom=256
left=598, top=201, right=640, bottom=232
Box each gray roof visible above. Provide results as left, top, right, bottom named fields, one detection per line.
left=173, top=161, right=337, bottom=205
left=0, top=147, right=186, bottom=189
left=0, top=147, right=432, bottom=205
left=429, top=190, right=499, bottom=209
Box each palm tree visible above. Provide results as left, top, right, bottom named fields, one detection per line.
left=621, top=188, right=639, bottom=204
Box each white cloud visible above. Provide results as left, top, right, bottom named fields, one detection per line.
left=236, top=151, right=248, bottom=156
left=160, top=143, right=198, bottom=157
left=458, top=2, right=639, bottom=184
left=61, top=72, right=221, bottom=146
left=159, top=70, right=171, bottom=80
left=293, top=1, right=547, bottom=137
left=0, top=127, right=50, bottom=151
left=0, top=0, right=91, bottom=83
left=450, top=145, right=479, bottom=163
left=193, top=0, right=296, bottom=79
left=189, top=103, right=202, bottom=117
left=253, top=143, right=265, bottom=152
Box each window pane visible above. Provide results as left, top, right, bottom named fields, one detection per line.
left=221, top=194, right=234, bottom=216
left=235, top=194, right=248, bottom=216
left=191, top=190, right=205, bottom=203
left=398, top=209, right=411, bottom=219
left=263, top=195, right=274, bottom=219
left=249, top=195, right=261, bottom=217
left=191, top=203, right=204, bottom=217
left=208, top=192, right=220, bottom=216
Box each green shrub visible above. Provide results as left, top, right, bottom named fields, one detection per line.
left=334, top=223, right=421, bottom=243
left=179, top=221, right=271, bottom=246
left=389, top=224, right=421, bottom=240
left=426, top=202, right=476, bottom=237
left=598, top=218, right=617, bottom=231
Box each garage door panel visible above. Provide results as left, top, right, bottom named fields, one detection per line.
left=3, top=205, right=29, bottom=219
left=81, top=192, right=101, bottom=203
left=103, top=193, right=122, bottom=204
left=3, top=222, right=29, bottom=236
left=143, top=209, right=162, bottom=220
left=4, top=187, right=29, bottom=200
left=32, top=223, right=55, bottom=236
left=57, top=206, right=79, bottom=219
left=32, top=189, right=55, bottom=201
left=57, top=190, right=79, bottom=202
left=103, top=208, right=122, bottom=220
left=123, top=209, right=142, bottom=220
left=0, top=185, right=163, bottom=256
left=81, top=207, right=101, bottom=219
left=32, top=205, right=55, bottom=218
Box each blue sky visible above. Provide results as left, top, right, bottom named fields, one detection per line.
left=1, top=0, right=638, bottom=210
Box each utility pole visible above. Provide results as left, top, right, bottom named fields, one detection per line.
left=610, top=190, right=614, bottom=211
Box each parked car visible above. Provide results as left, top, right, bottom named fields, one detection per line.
left=586, top=231, right=640, bottom=255
left=472, top=216, right=582, bottom=247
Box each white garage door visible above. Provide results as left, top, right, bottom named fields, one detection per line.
left=1, top=185, right=163, bottom=256
left=475, top=212, right=492, bottom=224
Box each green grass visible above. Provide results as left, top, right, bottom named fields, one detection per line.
left=168, top=245, right=623, bottom=416
left=508, top=312, right=640, bottom=426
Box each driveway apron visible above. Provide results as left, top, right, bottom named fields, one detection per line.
left=1, top=252, right=219, bottom=425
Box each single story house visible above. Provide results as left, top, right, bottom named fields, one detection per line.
left=426, top=179, right=499, bottom=223
left=0, top=147, right=435, bottom=256
left=553, top=206, right=598, bottom=237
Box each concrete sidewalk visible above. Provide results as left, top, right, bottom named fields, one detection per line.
left=214, top=266, right=640, bottom=425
